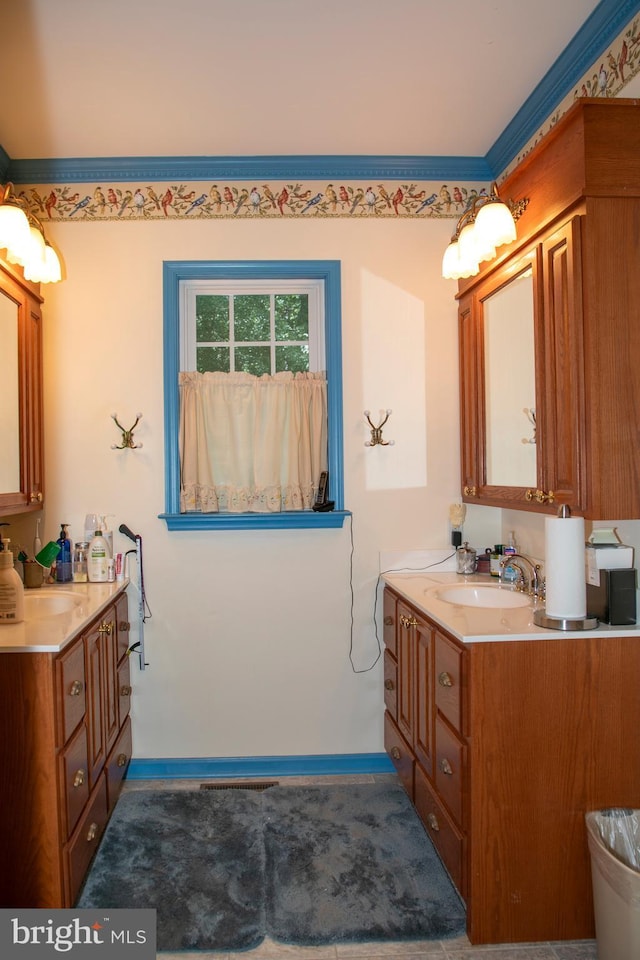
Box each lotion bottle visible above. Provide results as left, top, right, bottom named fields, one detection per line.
left=0, top=550, right=24, bottom=624
left=87, top=529, right=109, bottom=582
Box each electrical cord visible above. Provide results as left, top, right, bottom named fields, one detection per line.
left=349, top=535, right=456, bottom=674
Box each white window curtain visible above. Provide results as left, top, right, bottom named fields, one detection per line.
left=179, top=371, right=328, bottom=513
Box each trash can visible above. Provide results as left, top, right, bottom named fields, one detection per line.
left=585, top=808, right=640, bottom=960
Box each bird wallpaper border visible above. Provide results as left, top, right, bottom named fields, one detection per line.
left=16, top=181, right=489, bottom=222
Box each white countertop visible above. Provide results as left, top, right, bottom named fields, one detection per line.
left=0, top=580, right=129, bottom=653
left=382, top=571, right=640, bottom=643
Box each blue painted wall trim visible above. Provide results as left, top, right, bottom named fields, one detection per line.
left=161, top=259, right=345, bottom=531
left=126, top=753, right=395, bottom=780
left=487, top=0, right=640, bottom=175
left=7, top=154, right=491, bottom=185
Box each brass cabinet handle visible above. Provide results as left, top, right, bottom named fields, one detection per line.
left=427, top=813, right=440, bottom=832
left=120, top=684, right=132, bottom=697
left=463, top=485, right=477, bottom=497
left=399, top=614, right=418, bottom=628
left=117, top=753, right=129, bottom=768
left=73, top=769, right=85, bottom=788
left=118, top=620, right=130, bottom=631
left=438, top=671, right=453, bottom=688
left=30, top=491, right=43, bottom=503
left=86, top=822, right=99, bottom=842
left=69, top=679, right=83, bottom=697
left=384, top=679, right=395, bottom=691
left=98, top=621, right=113, bottom=635
left=439, top=758, right=453, bottom=776
left=390, top=746, right=401, bottom=761
left=383, top=615, right=394, bottom=626
left=525, top=488, right=555, bottom=504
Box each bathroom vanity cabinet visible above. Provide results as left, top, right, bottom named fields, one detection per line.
left=0, top=589, right=132, bottom=907
left=383, top=584, right=640, bottom=944
left=458, top=98, right=640, bottom=519
left=0, top=257, right=44, bottom=516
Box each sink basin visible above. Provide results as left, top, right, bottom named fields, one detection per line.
left=23, top=590, right=82, bottom=618
left=434, top=585, right=531, bottom=608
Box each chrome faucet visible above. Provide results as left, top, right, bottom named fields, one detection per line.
left=499, top=553, right=544, bottom=598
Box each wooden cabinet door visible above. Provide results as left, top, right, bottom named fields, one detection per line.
left=538, top=216, right=585, bottom=511
left=414, top=618, right=433, bottom=777
left=396, top=601, right=415, bottom=746
left=84, top=623, right=106, bottom=788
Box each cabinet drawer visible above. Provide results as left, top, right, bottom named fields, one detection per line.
left=414, top=764, right=466, bottom=900
left=58, top=640, right=86, bottom=744
left=435, top=715, right=466, bottom=828
left=66, top=774, right=109, bottom=906
left=118, top=657, right=132, bottom=725
left=435, top=632, right=465, bottom=734
left=383, top=650, right=398, bottom=720
left=384, top=711, right=414, bottom=799
left=59, top=723, right=90, bottom=839
left=106, top=716, right=132, bottom=812
left=383, top=590, right=397, bottom=657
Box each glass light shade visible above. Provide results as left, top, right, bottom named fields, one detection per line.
left=474, top=199, right=516, bottom=250
left=441, top=237, right=478, bottom=280
left=21, top=226, right=48, bottom=281
left=0, top=203, right=31, bottom=261
left=42, top=243, right=62, bottom=283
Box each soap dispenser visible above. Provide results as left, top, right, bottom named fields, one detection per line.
left=0, top=549, right=24, bottom=624
left=55, top=524, right=73, bottom=583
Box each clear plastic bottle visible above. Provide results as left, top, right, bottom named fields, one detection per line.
left=0, top=550, right=24, bottom=624
left=73, top=541, right=89, bottom=582
left=87, top=530, right=109, bottom=582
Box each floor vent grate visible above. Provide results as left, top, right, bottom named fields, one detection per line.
left=199, top=780, right=279, bottom=791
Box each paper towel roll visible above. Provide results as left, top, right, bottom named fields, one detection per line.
left=544, top=515, right=586, bottom=618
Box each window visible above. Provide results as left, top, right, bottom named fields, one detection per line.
left=161, top=260, right=347, bottom=530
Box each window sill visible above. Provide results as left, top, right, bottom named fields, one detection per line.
left=159, top=510, right=351, bottom=530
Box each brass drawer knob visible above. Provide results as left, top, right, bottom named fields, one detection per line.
left=440, top=758, right=453, bottom=776
left=120, top=684, right=132, bottom=697
left=383, top=615, right=394, bottom=626
left=427, top=813, right=440, bottom=832
left=438, top=671, right=453, bottom=688
left=73, top=769, right=85, bottom=788
left=384, top=679, right=395, bottom=691
left=69, top=679, right=83, bottom=697
left=117, top=753, right=129, bottom=768
left=463, top=485, right=477, bottom=497
left=390, top=746, right=401, bottom=761
left=86, top=822, right=99, bottom=842
left=526, top=488, right=555, bottom=504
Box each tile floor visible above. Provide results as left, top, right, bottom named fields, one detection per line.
left=122, top=775, right=598, bottom=960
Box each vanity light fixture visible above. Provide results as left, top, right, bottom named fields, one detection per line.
left=0, top=183, right=63, bottom=283
left=441, top=182, right=528, bottom=281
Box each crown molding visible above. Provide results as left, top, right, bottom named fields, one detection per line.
left=487, top=0, right=640, bottom=175
left=7, top=154, right=491, bottom=184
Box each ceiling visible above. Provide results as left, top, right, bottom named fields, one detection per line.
left=0, top=0, right=612, bottom=164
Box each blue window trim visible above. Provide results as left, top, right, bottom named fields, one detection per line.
left=160, top=259, right=349, bottom=530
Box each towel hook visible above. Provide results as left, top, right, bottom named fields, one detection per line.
left=364, top=409, right=394, bottom=447
left=111, top=412, right=143, bottom=449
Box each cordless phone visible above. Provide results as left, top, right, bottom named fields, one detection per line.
left=312, top=470, right=335, bottom=512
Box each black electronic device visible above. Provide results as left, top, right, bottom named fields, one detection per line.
left=312, top=470, right=335, bottom=512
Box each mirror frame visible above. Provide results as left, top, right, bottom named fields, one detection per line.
left=459, top=242, right=546, bottom=509
left=0, top=258, right=44, bottom=517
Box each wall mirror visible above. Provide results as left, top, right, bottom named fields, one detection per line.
left=0, top=259, right=44, bottom=517
left=482, top=265, right=536, bottom=488
left=0, top=289, right=20, bottom=492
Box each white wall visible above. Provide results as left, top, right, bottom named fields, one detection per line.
left=11, top=213, right=499, bottom=760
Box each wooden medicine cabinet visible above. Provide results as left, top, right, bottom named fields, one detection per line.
left=457, top=98, right=640, bottom=519
left=0, top=257, right=44, bottom=516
